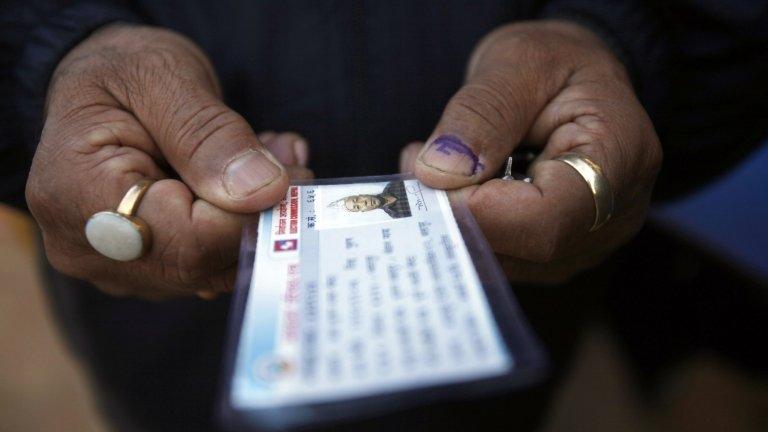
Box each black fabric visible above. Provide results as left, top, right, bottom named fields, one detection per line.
left=1, top=1, right=144, bottom=210
left=651, top=1, right=768, bottom=199
left=605, top=224, right=768, bottom=390
left=3, top=1, right=768, bottom=209
left=379, top=180, right=412, bottom=219
left=2, top=1, right=768, bottom=431
left=539, top=0, right=668, bottom=118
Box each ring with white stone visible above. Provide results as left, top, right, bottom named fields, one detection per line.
left=85, top=179, right=154, bottom=261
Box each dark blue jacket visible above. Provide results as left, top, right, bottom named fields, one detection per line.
left=3, top=1, right=767, bottom=210
left=1, top=2, right=767, bottom=431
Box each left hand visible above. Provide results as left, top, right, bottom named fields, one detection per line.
left=400, top=20, right=662, bottom=284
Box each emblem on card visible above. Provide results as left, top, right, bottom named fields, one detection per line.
left=253, top=355, right=293, bottom=382
left=273, top=239, right=298, bottom=252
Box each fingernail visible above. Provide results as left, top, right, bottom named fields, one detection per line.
left=419, top=135, right=484, bottom=176
left=223, top=149, right=282, bottom=198
left=293, top=139, right=309, bottom=167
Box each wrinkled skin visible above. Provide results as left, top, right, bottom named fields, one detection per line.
left=26, top=20, right=661, bottom=300
left=401, top=21, right=662, bottom=284
left=26, top=24, right=313, bottom=300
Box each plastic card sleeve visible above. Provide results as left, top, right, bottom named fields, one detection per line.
left=218, top=174, right=548, bottom=431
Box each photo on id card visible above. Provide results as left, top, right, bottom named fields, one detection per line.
left=220, top=175, right=548, bottom=431
left=316, top=179, right=416, bottom=229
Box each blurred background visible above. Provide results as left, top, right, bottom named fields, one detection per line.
left=2, top=139, right=766, bottom=431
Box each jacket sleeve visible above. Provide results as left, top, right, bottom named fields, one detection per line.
left=0, top=1, right=144, bottom=210
left=539, top=0, right=768, bottom=199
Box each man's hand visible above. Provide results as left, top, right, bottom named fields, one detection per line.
left=401, top=21, right=662, bottom=284
left=26, top=24, right=312, bottom=300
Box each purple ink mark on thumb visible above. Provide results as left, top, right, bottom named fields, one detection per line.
left=430, top=135, right=484, bottom=175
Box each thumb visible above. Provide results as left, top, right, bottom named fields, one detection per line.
left=103, top=30, right=288, bottom=213
left=414, top=29, right=570, bottom=190
left=139, top=88, right=287, bottom=213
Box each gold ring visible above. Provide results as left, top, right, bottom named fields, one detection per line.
left=554, top=152, right=613, bottom=231
left=85, top=179, right=154, bottom=261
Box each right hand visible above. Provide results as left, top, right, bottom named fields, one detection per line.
left=25, top=24, right=312, bottom=300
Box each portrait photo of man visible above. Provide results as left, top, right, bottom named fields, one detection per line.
left=328, top=180, right=412, bottom=219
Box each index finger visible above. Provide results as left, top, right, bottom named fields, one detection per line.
left=451, top=159, right=595, bottom=262
left=81, top=178, right=250, bottom=296
left=38, top=109, right=250, bottom=296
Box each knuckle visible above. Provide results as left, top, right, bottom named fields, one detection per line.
left=25, top=163, right=66, bottom=229
left=90, top=143, right=150, bottom=174
left=25, top=174, right=48, bottom=216
left=53, top=48, right=132, bottom=106
left=175, top=254, right=207, bottom=286
left=114, top=48, right=182, bottom=108
left=483, top=27, right=553, bottom=63
left=78, top=46, right=190, bottom=112
left=43, top=242, right=89, bottom=279
left=158, top=234, right=209, bottom=287
left=47, top=73, right=104, bottom=118
left=134, top=46, right=183, bottom=74
left=583, top=119, right=613, bottom=142
left=644, top=133, right=663, bottom=174
left=566, top=111, right=614, bottom=144
left=560, top=84, right=603, bottom=109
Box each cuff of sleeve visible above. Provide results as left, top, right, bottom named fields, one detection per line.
left=16, top=2, right=144, bottom=150
left=538, top=1, right=667, bottom=119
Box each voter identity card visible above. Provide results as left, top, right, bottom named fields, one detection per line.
left=220, top=175, right=546, bottom=431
